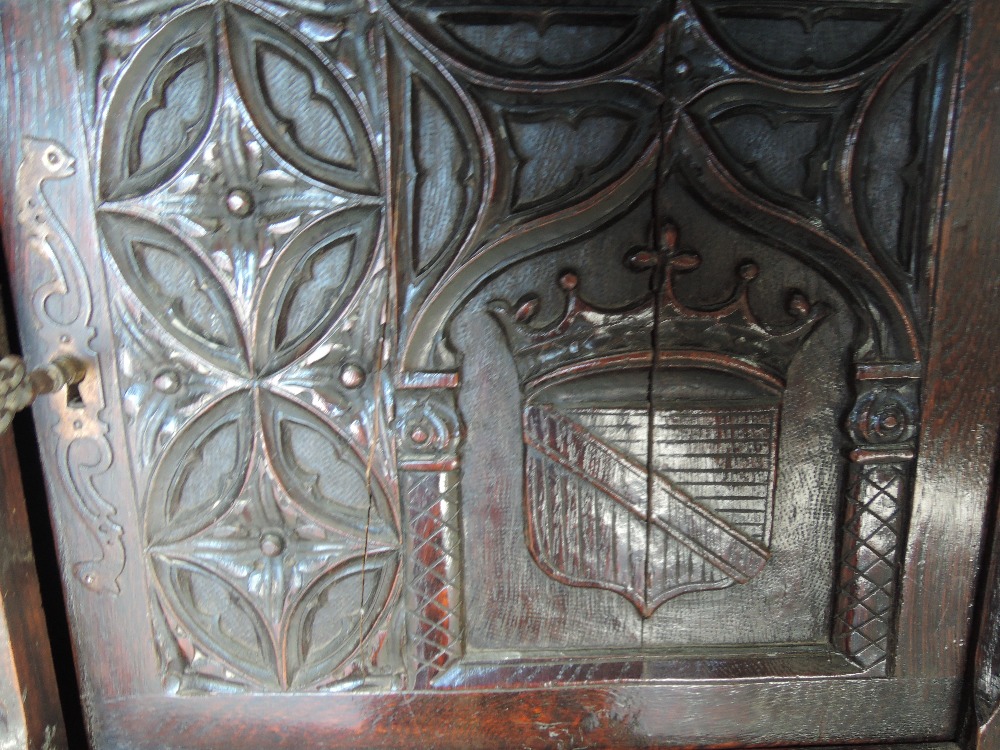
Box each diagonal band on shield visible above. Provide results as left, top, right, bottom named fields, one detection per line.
left=524, top=404, right=770, bottom=591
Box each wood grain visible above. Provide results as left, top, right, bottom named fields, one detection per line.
left=896, top=0, right=1000, bottom=683
left=96, top=678, right=959, bottom=750
left=0, top=0, right=995, bottom=747
left=0, top=302, right=65, bottom=749
left=0, top=0, right=158, bottom=706
left=966, top=0, right=1000, bottom=723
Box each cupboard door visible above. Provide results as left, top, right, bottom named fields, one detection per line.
left=1, top=0, right=998, bottom=747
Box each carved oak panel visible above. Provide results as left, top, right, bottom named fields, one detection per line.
left=53, top=0, right=960, bottom=683
left=3, top=0, right=996, bottom=746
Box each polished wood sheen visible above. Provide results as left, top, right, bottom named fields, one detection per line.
left=0, top=0, right=998, bottom=748
left=967, top=16, right=1000, bottom=742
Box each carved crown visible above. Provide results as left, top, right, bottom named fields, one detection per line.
left=490, top=225, right=828, bottom=388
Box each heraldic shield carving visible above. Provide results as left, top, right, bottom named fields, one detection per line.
left=37, top=0, right=943, bottom=697
left=492, top=230, right=827, bottom=617
left=521, top=397, right=778, bottom=617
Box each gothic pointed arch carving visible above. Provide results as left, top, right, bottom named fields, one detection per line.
left=62, top=0, right=960, bottom=694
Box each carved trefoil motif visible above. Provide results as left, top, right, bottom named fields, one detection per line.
left=58, top=0, right=961, bottom=694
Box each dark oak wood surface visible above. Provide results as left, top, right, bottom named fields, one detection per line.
left=933, top=2, right=1000, bottom=748
left=98, top=687, right=960, bottom=750
left=967, top=3, right=1000, bottom=724
left=0, top=0, right=998, bottom=748
left=0, top=304, right=66, bottom=749
left=897, top=0, right=1000, bottom=684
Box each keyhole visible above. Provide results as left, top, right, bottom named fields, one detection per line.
left=66, top=381, right=84, bottom=409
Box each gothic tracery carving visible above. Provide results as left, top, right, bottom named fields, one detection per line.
left=66, top=0, right=959, bottom=690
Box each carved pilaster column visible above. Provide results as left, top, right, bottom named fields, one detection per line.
left=833, top=363, right=919, bottom=673
left=397, top=373, right=464, bottom=688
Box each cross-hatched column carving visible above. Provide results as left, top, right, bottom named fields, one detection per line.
left=833, top=364, right=918, bottom=673
left=834, top=458, right=909, bottom=670
left=397, top=374, right=464, bottom=687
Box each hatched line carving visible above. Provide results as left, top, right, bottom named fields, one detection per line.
left=833, top=459, right=908, bottom=671
left=524, top=404, right=773, bottom=617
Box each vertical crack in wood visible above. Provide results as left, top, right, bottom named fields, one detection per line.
left=643, top=7, right=674, bottom=637
left=360, top=299, right=390, bottom=684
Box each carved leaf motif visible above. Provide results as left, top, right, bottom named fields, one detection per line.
left=688, top=85, right=845, bottom=214
left=225, top=5, right=379, bottom=194
left=285, top=552, right=398, bottom=689
left=151, top=555, right=279, bottom=688
left=386, top=28, right=487, bottom=291
left=506, top=109, right=638, bottom=214
left=256, top=206, right=381, bottom=373
left=116, top=301, right=233, bottom=468
left=260, top=391, right=397, bottom=545
left=276, top=267, right=389, bottom=421
left=853, top=19, right=959, bottom=280
left=859, top=75, right=919, bottom=270
left=100, top=7, right=218, bottom=201
left=710, top=112, right=826, bottom=201
left=693, top=0, right=919, bottom=79
left=80, top=1, right=403, bottom=692
left=148, top=446, right=401, bottom=691
left=405, top=75, right=473, bottom=276
left=99, top=211, right=249, bottom=374
left=396, top=7, right=654, bottom=80
left=146, top=391, right=254, bottom=546
left=488, top=87, right=658, bottom=220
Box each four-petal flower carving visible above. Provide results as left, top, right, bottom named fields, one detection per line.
left=96, top=3, right=398, bottom=691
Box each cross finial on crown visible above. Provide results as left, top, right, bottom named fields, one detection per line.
left=490, top=224, right=828, bottom=386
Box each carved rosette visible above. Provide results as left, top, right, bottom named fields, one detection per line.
left=834, top=364, right=920, bottom=672
left=64, top=0, right=958, bottom=692
left=89, top=2, right=401, bottom=692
